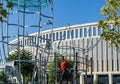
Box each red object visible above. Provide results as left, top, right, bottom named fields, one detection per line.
left=60, top=60, right=69, bottom=71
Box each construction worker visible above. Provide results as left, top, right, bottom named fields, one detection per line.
left=59, top=56, right=70, bottom=84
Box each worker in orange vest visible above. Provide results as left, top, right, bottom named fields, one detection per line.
left=59, top=56, right=70, bottom=84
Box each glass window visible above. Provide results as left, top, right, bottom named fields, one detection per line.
left=38, top=37, right=41, bottom=44
left=40, top=36, right=42, bottom=43
left=67, top=30, right=70, bottom=39
left=71, top=30, right=74, bottom=38
left=86, top=75, right=93, bottom=84
left=32, top=37, right=34, bottom=44
left=31, top=37, right=33, bottom=45
left=113, top=75, right=120, bottom=84
left=75, top=29, right=78, bottom=38
left=25, top=39, right=26, bottom=45
left=84, top=28, right=87, bottom=37
left=93, top=27, right=96, bottom=36
left=88, top=27, right=92, bottom=36
left=43, top=35, right=45, bottom=42
left=98, top=28, right=102, bottom=36
left=46, top=34, right=48, bottom=39
left=56, top=32, right=58, bottom=40
left=80, top=29, right=83, bottom=37
left=60, top=32, right=62, bottom=40
left=20, top=40, right=22, bottom=45
left=49, top=34, right=51, bottom=40
left=53, top=33, right=55, bottom=41
left=98, top=75, right=108, bottom=84
left=64, top=31, right=66, bottom=39
left=35, top=37, right=36, bottom=44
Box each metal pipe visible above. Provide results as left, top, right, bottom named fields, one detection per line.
left=85, top=55, right=88, bottom=84
left=90, top=57, right=93, bottom=84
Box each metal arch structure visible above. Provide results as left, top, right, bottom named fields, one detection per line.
left=0, top=0, right=54, bottom=84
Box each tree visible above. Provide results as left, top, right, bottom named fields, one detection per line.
left=7, top=49, right=35, bottom=84
left=98, top=0, right=120, bottom=49
left=47, top=56, right=73, bottom=84
left=0, top=70, right=10, bottom=83
left=0, top=1, right=14, bottom=22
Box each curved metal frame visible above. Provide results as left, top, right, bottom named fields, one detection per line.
left=0, top=0, right=54, bottom=84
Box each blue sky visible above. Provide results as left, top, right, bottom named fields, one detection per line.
left=53, top=0, right=106, bottom=28
left=4, top=0, right=106, bottom=35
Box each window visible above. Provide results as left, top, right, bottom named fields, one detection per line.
left=93, top=27, right=96, bottom=36
left=24, top=39, right=26, bottom=45
left=88, top=27, right=92, bottom=36
left=49, top=34, right=51, bottom=40
left=117, top=59, right=119, bottom=71
left=27, top=39, right=29, bottom=45
left=31, top=37, right=33, bottom=45
left=71, top=30, right=74, bottom=38
left=43, top=35, right=45, bottom=42
left=112, top=59, right=113, bottom=71
left=24, top=39, right=27, bottom=45
left=46, top=34, right=48, bottom=39
left=60, top=32, right=62, bottom=40
left=67, top=30, right=70, bottom=39
left=86, top=76, right=93, bottom=84
left=53, top=33, right=55, bottom=41
left=35, top=37, right=37, bottom=44
left=40, top=36, right=42, bottom=43
left=75, top=29, right=78, bottom=38
left=38, top=37, right=41, bottom=43
left=56, top=32, right=58, bottom=40
left=84, top=28, right=87, bottom=37
left=80, top=29, right=83, bottom=37
left=98, top=75, right=108, bottom=84
left=64, top=31, right=66, bottom=39
left=98, top=28, right=102, bottom=36
left=113, top=75, right=120, bottom=84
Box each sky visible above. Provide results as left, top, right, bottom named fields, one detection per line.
left=53, top=0, right=106, bottom=28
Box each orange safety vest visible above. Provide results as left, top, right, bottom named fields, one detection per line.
left=60, top=60, right=69, bottom=71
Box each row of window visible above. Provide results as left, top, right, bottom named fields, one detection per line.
left=96, top=59, right=120, bottom=72
left=42, top=27, right=102, bottom=42
left=20, top=26, right=120, bottom=45
left=86, top=75, right=120, bottom=84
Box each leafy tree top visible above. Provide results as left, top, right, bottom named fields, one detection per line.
left=98, top=0, right=120, bottom=49
left=0, top=1, right=14, bottom=22
left=7, top=49, right=34, bottom=76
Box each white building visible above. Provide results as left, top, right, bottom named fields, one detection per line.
left=9, top=22, right=120, bottom=84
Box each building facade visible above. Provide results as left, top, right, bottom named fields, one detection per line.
left=9, top=22, right=120, bottom=84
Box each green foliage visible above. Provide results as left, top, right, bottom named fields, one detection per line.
left=47, top=61, right=56, bottom=84
left=0, top=1, right=14, bottom=22
left=47, top=56, right=73, bottom=84
left=7, top=1, right=14, bottom=9
left=0, top=70, right=11, bottom=83
left=7, top=49, right=35, bottom=84
left=98, top=0, right=120, bottom=49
